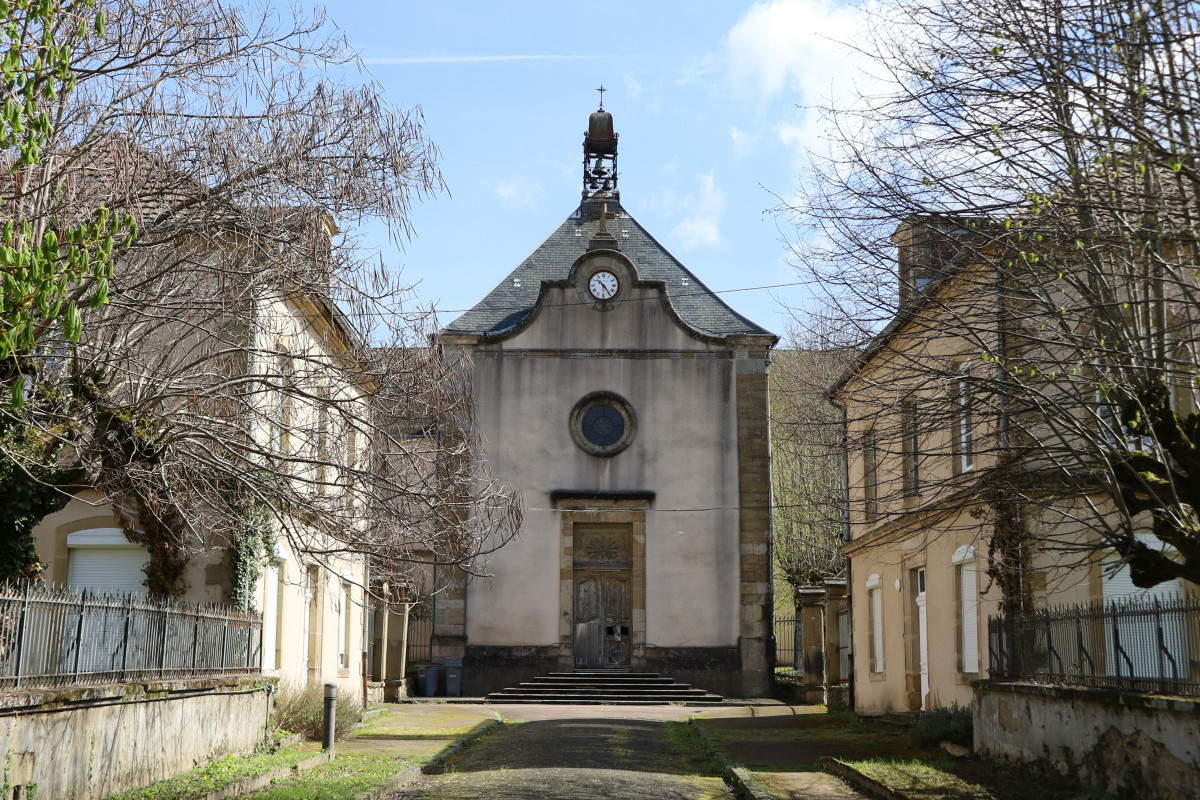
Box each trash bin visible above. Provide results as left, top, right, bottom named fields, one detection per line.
left=443, top=662, right=462, bottom=697
left=417, top=664, right=440, bottom=697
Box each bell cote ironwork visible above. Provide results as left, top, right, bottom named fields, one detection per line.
left=582, top=88, right=618, bottom=201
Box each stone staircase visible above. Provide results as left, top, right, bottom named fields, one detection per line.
left=485, top=671, right=725, bottom=705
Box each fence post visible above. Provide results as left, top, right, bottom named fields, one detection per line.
left=191, top=610, right=200, bottom=677
left=159, top=601, right=170, bottom=679
left=220, top=613, right=229, bottom=674
left=13, top=583, right=31, bottom=689
left=72, top=588, right=88, bottom=684
left=120, top=593, right=135, bottom=681
left=245, top=615, right=254, bottom=673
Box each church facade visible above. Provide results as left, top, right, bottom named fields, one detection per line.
left=437, top=107, right=778, bottom=697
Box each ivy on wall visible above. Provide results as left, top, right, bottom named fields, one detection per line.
left=0, top=408, right=68, bottom=582
left=229, top=503, right=273, bottom=611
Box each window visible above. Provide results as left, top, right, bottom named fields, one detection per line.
left=953, top=545, right=979, bottom=673
left=274, top=354, right=294, bottom=469
left=262, top=564, right=281, bottom=671
left=901, top=399, right=920, bottom=496
left=863, top=429, right=878, bottom=521
left=956, top=368, right=974, bottom=474
left=338, top=579, right=350, bottom=670
left=316, top=402, right=330, bottom=491
left=866, top=573, right=884, bottom=673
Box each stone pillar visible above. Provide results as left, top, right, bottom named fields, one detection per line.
left=822, top=579, right=848, bottom=686
left=797, top=586, right=828, bottom=704
left=432, top=565, right=467, bottom=665
left=736, top=348, right=775, bottom=697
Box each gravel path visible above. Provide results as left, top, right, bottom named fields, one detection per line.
left=389, top=707, right=731, bottom=800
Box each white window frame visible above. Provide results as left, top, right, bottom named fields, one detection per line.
left=337, top=579, right=350, bottom=670
left=953, top=545, right=979, bottom=674
left=957, top=366, right=974, bottom=474
left=866, top=573, right=884, bottom=673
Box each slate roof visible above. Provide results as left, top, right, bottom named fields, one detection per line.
left=442, top=202, right=776, bottom=341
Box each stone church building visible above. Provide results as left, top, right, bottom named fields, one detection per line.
left=437, top=106, right=778, bottom=697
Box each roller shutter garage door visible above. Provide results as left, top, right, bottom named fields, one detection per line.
left=66, top=528, right=150, bottom=595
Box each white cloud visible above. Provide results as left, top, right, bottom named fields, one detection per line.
left=669, top=172, right=726, bottom=251
left=486, top=178, right=542, bottom=210
left=729, top=126, right=760, bottom=158
left=363, top=54, right=607, bottom=65
left=719, top=0, right=892, bottom=166
left=725, top=0, right=863, bottom=102
left=623, top=75, right=643, bottom=99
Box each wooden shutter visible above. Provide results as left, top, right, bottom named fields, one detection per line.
left=262, top=565, right=279, bottom=671
left=960, top=561, right=979, bottom=673
left=871, top=588, right=884, bottom=673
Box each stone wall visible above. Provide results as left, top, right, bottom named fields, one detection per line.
left=0, top=677, right=274, bottom=799
left=736, top=360, right=775, bottom=697
left=975, top=681, right=1200, bottom=800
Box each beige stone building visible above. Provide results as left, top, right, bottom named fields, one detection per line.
left=435, top=107, right=778, bottom=696
left=832, top=220, right=1198, bottom=715
left=32, top=253, right=370, bottom=705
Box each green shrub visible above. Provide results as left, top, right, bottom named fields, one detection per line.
left=908, top=703, right=973, bottom=748
left=274, top=682, right=360, bottom=742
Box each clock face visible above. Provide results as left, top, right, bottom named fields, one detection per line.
left=588, top=269, right=620, bottom=300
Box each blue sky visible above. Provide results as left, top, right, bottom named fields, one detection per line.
left=325, top=0, right=867, bottom=340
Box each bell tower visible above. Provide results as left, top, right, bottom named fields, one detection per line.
left=582, top=86, right=618, bottom=201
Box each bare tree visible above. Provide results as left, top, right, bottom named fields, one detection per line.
left=771, top=324, right=852, bottom=602
left=784, top=0, right=1200, bottom=592
left=1, top=0, right=522, bottom=596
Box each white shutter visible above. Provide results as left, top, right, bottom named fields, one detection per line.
left=262, top=565, right=279, bottom=671
left=871, top=588, right=884, bottom=673
left=960, top=561, right=979, bottom=673
left=67, top=547, right=150, bottom=595
left=337, top=582, right=348, bottom=668
left=1103, top=555, right=1186, bottom=678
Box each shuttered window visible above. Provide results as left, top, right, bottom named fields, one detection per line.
left=959, top=561, right=979, bottom=673
left=871, top=587, right=884, bottom=673
left=262, top=565, right=280, bottom=671
left=66, top=529, right=149, bottom=595
left=338, top=581, right=349, bottom=669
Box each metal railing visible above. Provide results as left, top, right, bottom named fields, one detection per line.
left=988, top=595, right=1200, bottom=697
left=775, top=616, right=797, bottom=669
left=0, top=583, right=262, bottom=691
left=406, top=608, right=432, bottom=665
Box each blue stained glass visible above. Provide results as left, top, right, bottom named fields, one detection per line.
left=582, top=404, right=625, bottom=447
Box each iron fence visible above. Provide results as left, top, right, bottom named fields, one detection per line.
left=775, top=616, right=796, bottom=669
left=406, top=607, right=432, bottom=665
left=988, top=595, right=1200, bottom=697
left=0, top=583, right=262, bottom=691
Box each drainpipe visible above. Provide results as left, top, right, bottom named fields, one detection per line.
left=361, top=562, right=370, bottom=708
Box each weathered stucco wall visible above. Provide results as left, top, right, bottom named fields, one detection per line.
left=464, top=285, right=742, bottom=651
left=0, top=678, right=273, bottom=800
left=975, top=682, right=1200, bottom=800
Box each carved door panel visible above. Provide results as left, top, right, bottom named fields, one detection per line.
left=573, top=570, right=631, bottom=668
left=572, top=523, right=634, bottom=669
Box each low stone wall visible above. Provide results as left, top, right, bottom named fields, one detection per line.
left=974, top=681, right=1200, bottom=800
left=0, top=676, right=274, bottom=799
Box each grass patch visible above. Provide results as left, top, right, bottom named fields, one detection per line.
left=241, top=752, right=412, bottom=799
left=846, top=759, right=990, bottom=800
left=843, top=757, right=1087, bottom=800
left=102, top=747, right=307, bottom=800
left=668, top=721, right=725, bottom=775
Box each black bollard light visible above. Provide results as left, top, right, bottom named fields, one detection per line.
left=322, top=682, right=337, bottom=751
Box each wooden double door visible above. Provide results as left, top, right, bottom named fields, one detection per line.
left=572, top=524, right=633, bottom=669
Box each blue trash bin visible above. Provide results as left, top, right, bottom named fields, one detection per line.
left=417, top=665, right=440, bottom=697
left=443, top=662, right=463, bottom=697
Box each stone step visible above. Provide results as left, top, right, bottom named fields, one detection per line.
left=485, top=693, right=725, bottom=705
left=545, top=671, right=662, bottom=678
left=486, top=670, right=724, bottom=705
left=527, top=677, right=678, bottom=686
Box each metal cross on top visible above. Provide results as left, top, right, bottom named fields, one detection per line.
left=596, top=84, right=606, bottom=109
